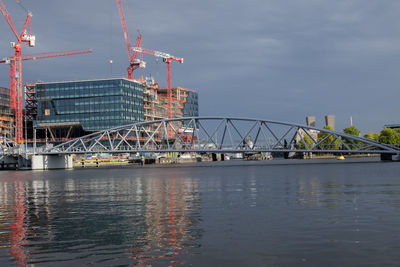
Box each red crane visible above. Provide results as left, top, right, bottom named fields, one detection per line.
left=116, top=0, right=145, bottom=80
left=0, top=49, right=93, bottom=64
left=0, top=49, right=92, bottom=142
left=0, top=0, right=35, bottom=143
left=134, top=47, right=183, bottom=119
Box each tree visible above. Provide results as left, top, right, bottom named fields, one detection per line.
left=343, top=126, right=360, bottom=136
left=296, top=133, right=314, bottom=150
left=379, top=128, right=400, bottom=145
left=364, top=132, right=380, bottom=142
left=318, top=125, right=341, bottom=150
left=343, top=126, right=360, bottom=149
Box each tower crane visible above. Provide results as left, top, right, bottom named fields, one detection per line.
left=0, top=49, right=92, bottom=142
left=116, top=0, right=145, bottom=80
left=0, top=0, right=35, bottom=143
left=0, top=49, right=93, bottom=64
left=133, top=47, right=183, bottom=119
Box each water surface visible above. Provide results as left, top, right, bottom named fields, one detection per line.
left=0, top=159, right=400, bottom=266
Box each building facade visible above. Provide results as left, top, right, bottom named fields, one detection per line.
left=182, top=90, right=199, bottom=118
left=157, top=87, right=199, bottom=119
left=34, top=79, right=144, bottom=139
left=306, top=116, right=316, bottom=127
left=26, top=78, right=199, bottom=142
left=325, top=115, right=335, bottom=130
left=0, top=87, right=13, bottom=139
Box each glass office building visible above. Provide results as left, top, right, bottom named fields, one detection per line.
left=35, top=78, right=144, bottom=131
left=182, top=91, right=199, bottom=118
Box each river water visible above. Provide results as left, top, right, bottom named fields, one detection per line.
left=0, top=159, right=400, bottom=266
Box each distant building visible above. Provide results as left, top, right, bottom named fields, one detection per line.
left=306, top=116, right=316, bottom=127
left=325, top=115, right=335, bottom=129
left=0, top=87, right=14, bottom=139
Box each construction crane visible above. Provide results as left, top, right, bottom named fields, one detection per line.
left=0, top=0, right=35, bottom=143
left=0, top=49, right=93, bottom=64
left=116, top=0, right=145, bottom=80
left=0, top=49, right=93, bottom=142
left=134, top=47, right=183, bottom=119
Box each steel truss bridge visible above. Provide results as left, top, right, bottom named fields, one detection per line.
left=1, top=117, right=399, bottom=157
left=22, top=117, right=398, bottom=156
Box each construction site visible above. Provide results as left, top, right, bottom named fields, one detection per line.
left=0, top=0, right=199, bottom=147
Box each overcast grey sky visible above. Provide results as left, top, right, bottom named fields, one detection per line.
left=1, top=0, right=399, bottom=133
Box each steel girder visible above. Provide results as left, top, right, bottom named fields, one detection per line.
left=0, top=137, right=19, bottom=157
left=39, top=117, right=400, bottom=155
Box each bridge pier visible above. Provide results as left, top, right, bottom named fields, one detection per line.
left=0, top=156, right=18, bottom=170
left=31, top=155, right=73, bottom=170
left=381, top=153, right=400, bottom=162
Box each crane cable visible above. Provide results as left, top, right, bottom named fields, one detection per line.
left=16, top=0, right=28, bottom=14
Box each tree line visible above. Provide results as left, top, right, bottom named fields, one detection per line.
left=297, top=125, right=400, bottom=150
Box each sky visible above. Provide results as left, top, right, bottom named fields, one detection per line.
left=0, top=0, right=399, bottom=134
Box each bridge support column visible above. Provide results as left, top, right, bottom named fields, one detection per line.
left=0, top=156, right=18, bottom=170
left=381, top=153, right=400, bottom=161
left=31, top=155, right=73, bottom=170
left=18, top=155, right=31, bottom=169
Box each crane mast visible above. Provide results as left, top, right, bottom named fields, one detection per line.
left=0, top=0, right=35, bottom=143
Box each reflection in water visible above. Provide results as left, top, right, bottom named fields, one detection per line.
left=1, top=162, right=400, bottom=266
left=9, top=182, right=27, bottom=266
left=131, top=177, right=201, bottom=266
left=0, top=172, right=201, bottom=266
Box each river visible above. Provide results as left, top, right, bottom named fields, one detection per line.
left=0, top=158, right=400, bottom=266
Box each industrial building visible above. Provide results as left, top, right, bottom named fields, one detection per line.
left=0, top=87, right=13, bottom=139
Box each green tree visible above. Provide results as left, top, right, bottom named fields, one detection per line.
left=296, top=133, right=314, bottom=150
left=364, top=132, right=380, bottom=142
left=318, top=125, right=341, bottom=150
left=379, top=128, right=400, bottom=145
left=343, top=126, right=360, bottom=136
left=343, top=125, right=360, bottom=149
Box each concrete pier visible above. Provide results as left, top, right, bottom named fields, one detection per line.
left=0, top=156, right=18, bottom=170
left=31, top=155, right=73, bottom=170
left=381, top=153, right=400, bottom=161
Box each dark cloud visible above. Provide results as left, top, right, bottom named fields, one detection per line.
left=1, top=0, right=399, bottom=133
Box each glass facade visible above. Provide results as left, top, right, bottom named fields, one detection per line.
left=182, top=91, right=199, bottom=117
left=0, top=87, right=10, bottom=114
left=35, top=79, right=144, bottom=131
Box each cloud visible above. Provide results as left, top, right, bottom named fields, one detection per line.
left=0, top=0, right=400, bottom=133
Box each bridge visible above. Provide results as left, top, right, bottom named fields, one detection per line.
left=1, top=117, right=400, bottom=169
